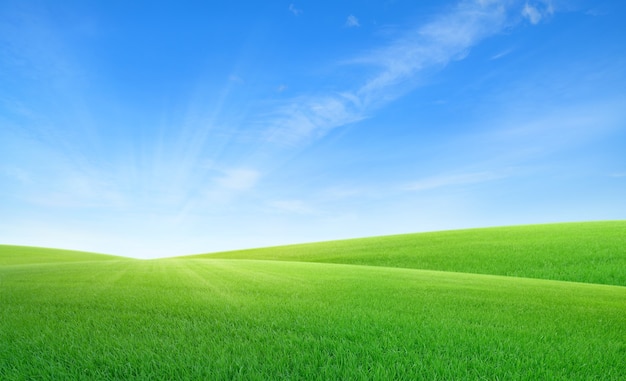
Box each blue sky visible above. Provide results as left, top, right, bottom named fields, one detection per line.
left=1, top=0, right=625, bottom=258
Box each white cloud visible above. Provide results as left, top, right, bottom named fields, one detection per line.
left=522, top=1, right=554, bottom=24
left=522, top=3, right=542, bottom=24
left=269, top=199, right=317, bottom=215
left=215, top=168, right=261, bottom=191
left=266, top=0, right=551, bottom=145
left=490, top=48, right=514, bottom=60
left=491, top=100, right=626, bottom=154
left=346, top=15, right=360, bottom=28
left=266, top=93, right=365, bottom=144
left=289, top=4, right=303, bottom=16
left=405, top=172, right=503, bottom=192
left=357, top=0, right=509, bottom=98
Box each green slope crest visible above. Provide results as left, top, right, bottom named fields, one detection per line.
left=0, top=245, right=129, bottom=266
left=185, top=220, right=626, bottom=286
left=2, top=221, right=625, bottom=286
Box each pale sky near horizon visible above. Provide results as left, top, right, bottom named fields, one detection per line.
left=1, top=0, right=625, bottom=259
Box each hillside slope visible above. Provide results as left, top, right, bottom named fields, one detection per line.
left=184, top=221, right=626, bottom=286
left=0, top=245, right=130, bottom=266
left=2, top=226, right=625, bottom=379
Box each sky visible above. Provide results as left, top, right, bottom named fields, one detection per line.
left=1, top=0, right=625, bottom=259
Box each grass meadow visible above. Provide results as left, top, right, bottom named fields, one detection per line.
left=1, top=221, right=625, bottom=379
left=191, top=221, right=626, bottom=286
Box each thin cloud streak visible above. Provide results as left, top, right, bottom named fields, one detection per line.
left=522, top=1, right=554, bottom=24
left=265, top=93, right=366, bottom=145
left=289, top=4, right=303, bottom=16
left=346, top=15, right=360, bottom=28
left=490, top=47, right=514, bottom=60
left=404, top=171, right=504, bottom=192
left=265, top=0, right=550, bottom=145
left=215, top=168, right=261, bottom=191
left=269, top=199, right=318, bottom=215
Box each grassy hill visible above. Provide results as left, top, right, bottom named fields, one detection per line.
left=1, top=221, right=625, bottom=379
left=0, top=245, right=129, bottom=266
left=185, top=221, right=626, bottom=286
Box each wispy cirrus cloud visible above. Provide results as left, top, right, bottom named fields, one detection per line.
left=404, top=171, right=504, bottom=192
left=265, top=0, right=556, bottom=145
left=269, top=199, right=318, bottom=215
left=345, top=15, right=360, bottom=28
left=522, top=1, right=554, bottom=24
left=215, top=168, right=261, bottom=191
left=289, top=4, right=303, bottom=16
left=265, top=93, right=365, bottom=144
left=490, top=47, right=514, bottom=60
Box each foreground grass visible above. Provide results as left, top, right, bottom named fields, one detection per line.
left=1, top=258, right=625, bottom=380
left=188, top=221, right=626, bottom=286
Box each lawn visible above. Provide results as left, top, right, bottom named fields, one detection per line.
left=1, top=221, right=625, bottom=379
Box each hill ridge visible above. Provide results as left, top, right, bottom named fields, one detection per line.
left=0, top=245, right=132, bottom=266
left=181, top=221, right=626, bottom=286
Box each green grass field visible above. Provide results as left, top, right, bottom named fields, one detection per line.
left=188, top=221, right=626, bottom=286
left=1, top=221, right=625, bottom=379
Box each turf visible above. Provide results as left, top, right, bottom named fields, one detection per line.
left=1, top=221, right=625, bottom=379
left=186, top=221, right=626, bottom=286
